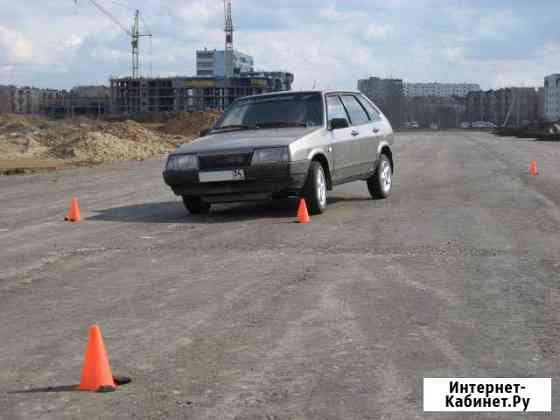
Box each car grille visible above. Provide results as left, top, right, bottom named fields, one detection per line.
left=198, top=153, right=252, bottom=170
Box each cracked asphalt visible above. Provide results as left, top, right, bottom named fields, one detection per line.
left=1, top=131, right=559, bottom=419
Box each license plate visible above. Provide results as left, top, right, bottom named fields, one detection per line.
left=199, top=169, right=245, bottom=182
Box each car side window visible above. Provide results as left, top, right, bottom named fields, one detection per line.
left=357, top=96, right=382, bottom=122
left=340, top=95, right=370, bottom=126
left=326, top=95, right=349, bottom=122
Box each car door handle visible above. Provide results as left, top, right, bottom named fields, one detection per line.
left=351, top=129, right=359, bottom=137
left=372, top=127, right=380, bottom=134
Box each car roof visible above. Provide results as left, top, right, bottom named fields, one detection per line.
left=238, top=90, right=365, bottom=100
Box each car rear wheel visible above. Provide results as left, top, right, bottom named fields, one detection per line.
left=302, top=160, right=327, bottom=214
left=367, top=154, right=392, bottom=199
left=182, top=196, right=211, bottom=214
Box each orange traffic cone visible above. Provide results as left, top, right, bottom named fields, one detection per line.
left=78, top=325, right=116, bottom=392
left=65, top=197, right=81, bottom=222
left=529, top=161, right=539, bottom=176
left=297, top=199, right=311, bottom=224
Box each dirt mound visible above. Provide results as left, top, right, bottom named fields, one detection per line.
left=0, top=114, right=198, bottom=171
left=48, top=122, right=175, bottom=163
left=159, top=111, right=221, bottom=136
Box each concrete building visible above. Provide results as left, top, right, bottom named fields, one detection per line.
left=110, top=73, right=294, bottom=115
left=38, top=89, right=67, bottom=117
left=112, top=40, right=292, bottom=116
left=358, top=77, right=405, bottom=127
left=544, top=74, right=560, bottom=121
left=196, top=49, right=254, bottom=78
left=0, top=85, right=16, bottom=114
left=38, top=86, right=111, bottom=118
left=243, top=71, right=293, bottom=91
left=13, top=87, right=41, bottom=114
left=404, top=82, right=480, bottom=98
left=537, top=87, right=545, bottom=121
left=466, top=87, right=542, bottom=127
left=405, top=96, right=466, bottom=129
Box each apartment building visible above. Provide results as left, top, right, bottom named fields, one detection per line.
left=0, top=85, right=16, bottom=113
left=196, top=49, right=254, bottom=78
left=544, top=74, right=560, bottom=121
left=466, top=87, right=542, bottom=126
left=404, top=82, right=480, bottom=98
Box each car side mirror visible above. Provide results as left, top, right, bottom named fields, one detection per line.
left=200, top=128, right=210, bottom=137
left=329, top=118, right=349, bottom=130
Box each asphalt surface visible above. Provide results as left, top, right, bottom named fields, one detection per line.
left=1, top=131, right=559, bottom=419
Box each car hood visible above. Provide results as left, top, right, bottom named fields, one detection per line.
left=174, top=127, right=320, bottom=154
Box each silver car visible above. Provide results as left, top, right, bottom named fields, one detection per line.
left=163, top=90, right=394, bottom=215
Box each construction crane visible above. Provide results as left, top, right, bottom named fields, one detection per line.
left=223, top=0, right=234, bottom=78
left=224, top=0, right=234, bottom=51
left=74, top=0, right=152, bottom=79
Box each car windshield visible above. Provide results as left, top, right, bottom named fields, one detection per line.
left=212, top=93, right=323, bottom=131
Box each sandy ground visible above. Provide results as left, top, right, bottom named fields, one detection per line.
left=0, top=131, right=559, bottom=419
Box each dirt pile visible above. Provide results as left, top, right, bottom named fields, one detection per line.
left=159, top=111, right=221, bottom=137
left=0, top=114, right=210, bottom=168
left=44, top=120, right=178, bottom=163
left=0, top=111, right=222, bottom=173
left=0, top=115, right=52, bottom=160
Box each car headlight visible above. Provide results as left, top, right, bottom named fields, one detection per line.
left=166, top=154, right=198, bottom=170
left=251, top=147, right=290, bottom=165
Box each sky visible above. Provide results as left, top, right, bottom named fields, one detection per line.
left=0, top=0, right=559, bottom=91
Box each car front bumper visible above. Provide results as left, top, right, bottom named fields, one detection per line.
left=163, top=161, right=309, bottom=203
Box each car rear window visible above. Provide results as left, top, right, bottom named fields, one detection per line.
left=357, top=96, right=382, bottom=122
left=340, top=95, right=370, bottom=126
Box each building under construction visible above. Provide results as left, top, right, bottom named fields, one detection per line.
left=110, top=72, right=294, bottom=115
left=110, top=0, right=294, bottom=116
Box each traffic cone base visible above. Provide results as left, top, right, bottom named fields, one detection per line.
left=529, top=161, right=539, bottom=176
left=65, top=197, right=81, bottom=222
left=78, top=325, right=116, bottom=392
left=297, top=199, right=311, bottom=224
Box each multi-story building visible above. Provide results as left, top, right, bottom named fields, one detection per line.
left=537, top=87, right=545, bottom=121
left=405, top=96, right=466, bottom=128
left=466, top=87, right=542, bottom=127
left=39, top=89, right=67, bottom=116
left=243, top=71, right=294, bottom=92
left=13, top=87, right=41, bottom=114
left=544, top=74, right=560, bottom=121
left=404, top=82, right=480, bottom=98
left=196, top=49, right=254, bottom=78
left=357, top=77, right=405, bottom=127
left=37, top=86, right=111, bottom=118
left=0, top=85, right=16, bottom=113
left=112, top=46, right=293, bottom=115
left=110, top=72, right=294, bottom=115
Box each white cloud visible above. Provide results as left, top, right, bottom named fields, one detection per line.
left=0, top=25, right=33, bottom=63
left=365, top=24, right=392, bottom=39
left=0, top=1, right=558, bottom=91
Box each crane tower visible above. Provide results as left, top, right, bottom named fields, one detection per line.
left=224, top=0, right=234, bottom=77
left=75, top=0, right=151, bottom=79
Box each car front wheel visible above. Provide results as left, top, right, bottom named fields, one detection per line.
left=182, top=196, right=211, bottom=214
left=302, top=161, right=328, bottom=214
left=367, top=154, right=392, bottom=199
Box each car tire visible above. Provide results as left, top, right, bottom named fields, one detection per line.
left=302, top=160, right=328, bottom=215
left=367, top=154, right=392, bottom=199
left=182, top=196, right=211, bottom=214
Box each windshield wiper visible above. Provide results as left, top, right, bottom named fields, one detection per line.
left=257, top=121, right=309, bottom=128
left=213, top=124, right=259, bottom=132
